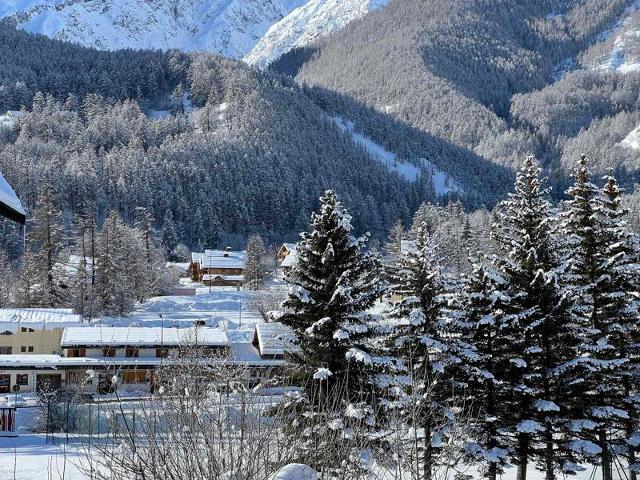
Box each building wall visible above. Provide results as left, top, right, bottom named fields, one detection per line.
left=0, top=329, right=63, bottom=355
left=64, top=347, right=177, bottom=358
left=0, top=368, right=63, bottom=393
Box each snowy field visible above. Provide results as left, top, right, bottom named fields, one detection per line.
left=98, top=285, right=268, bottom=342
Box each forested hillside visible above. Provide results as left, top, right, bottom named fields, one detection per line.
left=273, top=0, right=640, bottom=194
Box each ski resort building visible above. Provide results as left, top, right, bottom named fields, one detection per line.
left=189, top=248, right=246, bottom=286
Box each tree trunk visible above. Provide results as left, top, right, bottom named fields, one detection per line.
left=488, top=462, right=497, bottom=480
left=544, top=428, right=555, bottom=480
left=599, top=429, right=613, bottom=480
left=424, top=416, right=432, bottom=480
left=516, top=433, right=529, bottom=480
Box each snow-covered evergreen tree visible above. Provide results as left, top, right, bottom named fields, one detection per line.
left=22, top=186, right=67, bottom=307
left=492, top=156, right=583, bottom=480
left=382, top=220, right=474, bottom=480
left=561, top=158, right=640, bottom=480
left=245, top=234, right=269, bottom=290
left=279, top=190, right=384, bottom=474
left=456, top=258, right=512, bottom=480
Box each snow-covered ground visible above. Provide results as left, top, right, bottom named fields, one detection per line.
left=96, top=286, right=265, bottom=344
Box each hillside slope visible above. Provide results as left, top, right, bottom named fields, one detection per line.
left=0, top=24, right=514, bottom=253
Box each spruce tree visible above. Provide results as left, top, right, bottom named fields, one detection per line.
left=25, top=186, right=67, bottom=307
left=561, top=159, right=640, bottom=480
left=492, top=156, right=582, bottom=480
left=456, top=258, right=512, bottom=480
left=383, top=220, right=473, bottom=480
left=245, top=234, right=268, bottom=290
left=279, top=190, right=383, bottom=474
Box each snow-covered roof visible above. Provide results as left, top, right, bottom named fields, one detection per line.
left=280, top=251, right=297, bottom=268
left=202, top=274, right=244, bottom=281
left=201, top=250, right=246, bottom=269
left=0, top=308, right=83, bottom=332
left=229, top=342, right=287, bottom=366
left=61, top=327, right=229, bottom=347
left=0, top=170, right=26, bottom=225
left=0, top=355, right=65, bottom=369
left=190, top=252, right=203, bottom=263
left=166, top=262, right=189, bottom=272
left=281, top=243, right=295, bottom=251
left=254, top=322, right=296, bottom=357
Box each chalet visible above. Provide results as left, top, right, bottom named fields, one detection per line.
left=278, top=243, right=298, bottom=273
left=0, top=308, right=84, bottom=356
left=277, top=243, right=295, bottom=263
left=189, top=248, right=246, bottom=286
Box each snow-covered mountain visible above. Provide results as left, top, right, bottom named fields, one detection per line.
left=0, top=0, right=387, bottom=64
left=0, top=0, right=307, bottom=58
left=244, top=0, right=389, bottom=68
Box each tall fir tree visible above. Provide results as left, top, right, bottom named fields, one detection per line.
left=279, top=190, right=384, bottom=474
left=492, top=156, right=583, bottom=480
left=456, top=258, right=512, bottom=480
left=382, top=220, right=475, bottom=480
left=561, top=159, right=640, bottom=480
left=245, top=234, right=268, bottom=290
left=23, top=186, right=67, bottom=307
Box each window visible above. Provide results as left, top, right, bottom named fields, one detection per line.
left=103, top=348, right=117, bottom=357
left=20, top=346, right=26, bottom=353
left=0, top=347, right=12, bottom=354
left=28, top=346, right=34, bottom=353
left=67, top=348, right=86, bottom=358
left=20, top=327, right=26, bottom=333
left=122, top=370, right=146, bottom=384
left=67, top=371, right=86, bottom=385
left=125, top=348, right=139, bottom=358
left=16, top=374, right=28, bottom=386
left=0, top=331, right=12, bottom=336
left=156, top=348, right=169, bottom=358
left=29, top=328, right=35, bottom=333
left=20, top=327, right=34, bottom=333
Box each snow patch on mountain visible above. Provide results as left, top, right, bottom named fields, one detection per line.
left=591, top=0, right=640, bottom=74
left=1, top=0, right=307, bottom=58
left=245, top=0, right=389, bottom=68
left=621, top=124, right=640, bottom=149
left=330, top=116, right=462, bottom=196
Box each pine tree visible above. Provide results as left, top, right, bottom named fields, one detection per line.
left=0, top=249, right=15, bottom=307
left=383, top=220, right=473, bottom=480
left=95, top=211, right=137, bottom=316
left=561, top=159, right=640, bottom=480
left=161, top=210, right=178, bottom=260
left=25, top=186, right=67, bottom=307
left=245, top=234, right=268, bottom=290
left=384, top=219, right=405, bottom=260
left=456, top=258, right=512, bottom=480
left=279, top=190, right=384, bottom=474
left=492, top=156, right=582, bottom=480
